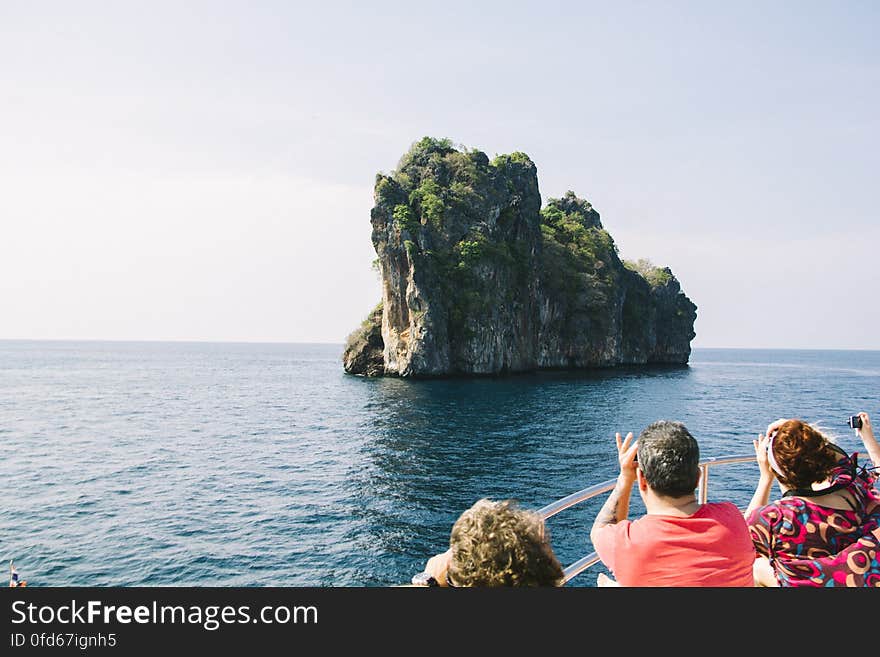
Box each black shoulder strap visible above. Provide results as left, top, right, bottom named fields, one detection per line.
left=783, top=481, right=851, bottom=498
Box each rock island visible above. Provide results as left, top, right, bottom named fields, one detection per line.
left=344, top=137, right=697, bottom=377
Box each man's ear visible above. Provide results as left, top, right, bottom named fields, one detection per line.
left=637, top=468, right=648, bottom=492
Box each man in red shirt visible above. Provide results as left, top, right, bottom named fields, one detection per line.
left=590, top=420, right=755, bottom=587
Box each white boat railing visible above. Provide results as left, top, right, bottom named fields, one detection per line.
left=539, top=453, right=759, bottom=584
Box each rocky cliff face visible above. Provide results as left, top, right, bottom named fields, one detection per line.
left=343, top=137, right=697, bottom=377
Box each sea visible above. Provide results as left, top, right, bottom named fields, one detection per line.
left=1, top=341, right=877, bottom=587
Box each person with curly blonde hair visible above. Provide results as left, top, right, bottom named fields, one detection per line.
left=412, top=499, right=564, bottom=587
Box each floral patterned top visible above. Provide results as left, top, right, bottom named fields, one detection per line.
left=747, top=449, right=880, bottom=587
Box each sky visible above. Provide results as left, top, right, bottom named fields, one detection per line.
left=1, top=1, right=877, bottom=349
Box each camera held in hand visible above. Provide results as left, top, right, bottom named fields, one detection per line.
left=847, top=415, right=863, bottom=430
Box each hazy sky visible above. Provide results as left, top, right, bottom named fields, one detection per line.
left=2, top=1, right=877, bottom=348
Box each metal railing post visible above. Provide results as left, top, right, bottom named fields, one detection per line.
left=699, top=463, right=709, bottom=504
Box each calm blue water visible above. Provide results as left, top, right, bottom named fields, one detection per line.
left=1, top=341, right=878, bottom=587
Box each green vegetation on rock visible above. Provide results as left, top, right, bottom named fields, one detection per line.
left=539, top=191, right=618, bottom=326
left=623, top=258, right=673, bottom=288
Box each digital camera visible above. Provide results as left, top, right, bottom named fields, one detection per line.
left=847, top=415, right=862, bottom=430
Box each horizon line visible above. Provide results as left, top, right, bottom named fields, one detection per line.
left=0, top=338, right=878, bottom=352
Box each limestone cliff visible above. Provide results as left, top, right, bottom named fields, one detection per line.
left=343, top=137, right=697, bottom=377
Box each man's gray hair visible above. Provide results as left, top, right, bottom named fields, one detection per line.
left=636, top=420, right=700, bottom=497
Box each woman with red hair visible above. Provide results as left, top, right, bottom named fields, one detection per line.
left=745, top=412, right=880, bottom=586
